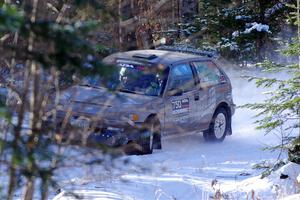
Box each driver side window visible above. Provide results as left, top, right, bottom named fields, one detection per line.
left=167, top=63, right=195, bottom=95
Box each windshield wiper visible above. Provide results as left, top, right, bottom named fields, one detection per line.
left=118, top=89, right=137, bottom=94
left=119, top=89, right=146, bottom=96
left=79, top=84, right=103, bottom=90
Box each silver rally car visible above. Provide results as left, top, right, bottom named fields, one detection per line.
left=47, top=50, right=235, bottom=154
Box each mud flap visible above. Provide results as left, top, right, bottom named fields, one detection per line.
left=227, top=116, right=232, bottom=135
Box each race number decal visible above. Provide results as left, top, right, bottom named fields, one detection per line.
left=171, top=98, right=189, bottom=115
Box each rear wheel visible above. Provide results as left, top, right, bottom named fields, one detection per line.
left=203, top=108, right=228, bottom=142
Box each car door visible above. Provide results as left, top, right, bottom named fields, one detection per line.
left=163, top=63, right=198, bottom=135
left=191, top=61, right=224, bottom=129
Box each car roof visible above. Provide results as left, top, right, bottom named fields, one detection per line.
left=103, top=50, right=212, bottom=66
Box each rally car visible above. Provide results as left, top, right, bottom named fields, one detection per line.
left=45, top=50, right=235, bottom=154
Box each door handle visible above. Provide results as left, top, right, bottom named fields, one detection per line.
left=194, top=93, right=200, bottom=101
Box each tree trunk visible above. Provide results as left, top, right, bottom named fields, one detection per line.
left=24, top=176, right=35, bottom=200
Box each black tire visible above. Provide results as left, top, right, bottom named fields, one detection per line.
left=203, top=108, right=229, bottom=142
left=138, top=118, right=161, bottom=155
left=153, top=132, right=162, bottom=150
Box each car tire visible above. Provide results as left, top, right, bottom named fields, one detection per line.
left=203, top=108, right=228, bottom=142
left=139, top=118, right=161, bottom=154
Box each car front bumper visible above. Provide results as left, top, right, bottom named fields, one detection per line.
left=42, top=113, right=147, bottom=147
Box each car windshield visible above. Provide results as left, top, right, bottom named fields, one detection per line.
left=81, top=61, right=167, bottom=96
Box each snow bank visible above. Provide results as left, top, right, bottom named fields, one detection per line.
left=223, top=162, right=300, bottom=199
left=54, top=190, right=134, bottom=200
left=282, top=193, right=300, bottom=200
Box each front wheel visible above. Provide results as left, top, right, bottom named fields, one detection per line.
left=203, top=108, right=228, bottom=142
left=138, top=119, right=161, bottom=155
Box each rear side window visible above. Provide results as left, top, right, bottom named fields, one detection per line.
left=192, top=61, right=221, bottom=86
left=168, top=63, right=195, bottom=93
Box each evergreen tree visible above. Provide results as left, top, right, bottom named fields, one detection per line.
left=242, top=1, right=300, bottom=164
left=193, top=0, right=293, bottom=64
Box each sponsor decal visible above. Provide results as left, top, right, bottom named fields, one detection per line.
left=171, top=98, right=189, bottom=115
left=118, top=63, right=135, bottom=68
left=116, top=60, right=147, bottom=71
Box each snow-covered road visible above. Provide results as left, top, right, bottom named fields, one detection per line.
left=54, top=67, right=288, bottom=200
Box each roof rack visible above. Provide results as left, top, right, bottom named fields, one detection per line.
left=132, top=53, right=158, bottom=60
left=157, top=45, right=219, bottom=58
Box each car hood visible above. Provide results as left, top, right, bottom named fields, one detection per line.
left=61, top=85, right=157, bottom=107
